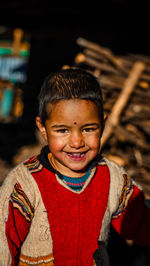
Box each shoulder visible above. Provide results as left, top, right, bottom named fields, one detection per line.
left=97, top=156, right=126, bottom=184
left=101, top=157, right=126, bottom=185
left=0, top=155, right=43, bottom=209
left=0, top=162, right=29, bottom=191
left=102, top=157, right=142, bottom=190
left=101, top=157, right=143, bottom=215
left=24, top=155, right=43, bottom=173
left=98, top=158, right=129, bottom=213
left=1, top=157, right=39, bottom=188
left=96, top=157, right=126, bottom=199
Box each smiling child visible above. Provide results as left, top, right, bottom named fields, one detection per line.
left=0, top=67, right=150, bottom=266
left=36, top=99, right=101, bottom=177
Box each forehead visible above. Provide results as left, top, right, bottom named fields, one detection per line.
left=46, top=99, right=100, bottom=123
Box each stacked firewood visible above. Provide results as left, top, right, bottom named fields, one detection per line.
left=74, top=37, right=150, bottom=197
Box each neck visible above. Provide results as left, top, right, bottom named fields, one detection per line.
left=48, top=153, right=87, bottom=178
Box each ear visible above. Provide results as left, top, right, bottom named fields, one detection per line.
left=35, top=117, right=47, bottom=142
left=104, top=113, right=108, bottom=123
left=101, top=113, right=108, bottom=136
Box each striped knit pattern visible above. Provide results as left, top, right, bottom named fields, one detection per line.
left=19, top=253, right=54, bottom=265
left=98, top=159, right=107, bottom=166
left=62, top=169, right=91, bottom=191
left=112, top=174, right=134, bottom=218
left=24, top=156, right=43, bottom=173
left=10, top=183, right=34, bottom=222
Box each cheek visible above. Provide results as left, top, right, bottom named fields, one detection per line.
left=86, top=133, right=100, bottom=150
left=47, top=135, right=65, bottom=152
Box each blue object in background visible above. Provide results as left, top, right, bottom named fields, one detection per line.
left=1, top=88, right=14, bottom=117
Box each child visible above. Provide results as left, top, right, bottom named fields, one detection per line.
left=0, top=67, right=150, bottom=266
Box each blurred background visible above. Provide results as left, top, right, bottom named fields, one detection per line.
left=0, top=0, right=150, bottom=265
left=0, top=0, right=150, bottom=161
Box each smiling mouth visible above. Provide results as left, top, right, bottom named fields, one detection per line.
left=65, top=152, right=87, bottom=160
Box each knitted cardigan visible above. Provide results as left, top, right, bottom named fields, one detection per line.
left=0, top=146, right=150, bottom=266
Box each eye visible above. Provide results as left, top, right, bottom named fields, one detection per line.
left=83, top=127, right=97, bottom=132
left=56, top=128, right=68, bottom=133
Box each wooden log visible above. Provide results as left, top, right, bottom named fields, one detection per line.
left=98, top=75, right=124, bottom=88
left=75, top=43, right=150, bottom=82
left=74, top=53, right=120, bottom=74
left=128, top=53, right=150, bottom=65
left=101, top=61, right=146, bottom=148
left=125, top=123, right=146, bottom=140
left=76, top=38, right=150, bottom=78
left=113, top=125, right=150, bottom=151
left=84, top=48, right=108, bottom=63
left=76, top=37, right=124, bottom=70
left=75, top=57, right=150, bottom=95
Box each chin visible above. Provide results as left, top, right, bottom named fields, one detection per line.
left=68, top=164, right=88, bottom=173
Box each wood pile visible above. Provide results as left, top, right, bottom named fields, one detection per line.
left=74, top=37, right=150, bottom=197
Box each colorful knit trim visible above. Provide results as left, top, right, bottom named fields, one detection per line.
left=48, top=152, right=92, bottom=191
left=62, top=169, right=91, bottom=191
left=24, top=156, right=43, bottom=173
left=98, top=159, right=107, bottom=166
left=19, top=253, right=54, bottom=265
left=112, top=174, right=134, bottom=218
left=10, top=183, right=34, bottom=222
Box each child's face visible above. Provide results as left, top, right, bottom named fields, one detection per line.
left=36, top=99, right=103, bottom=177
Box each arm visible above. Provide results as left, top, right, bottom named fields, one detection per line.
left=111, top=174, right=150, bottom=247
left=0, top=182, right=34, bottom=265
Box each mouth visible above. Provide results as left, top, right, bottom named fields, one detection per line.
left=65, top=151, right=87, bottom=161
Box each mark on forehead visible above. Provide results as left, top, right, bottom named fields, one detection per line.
left=74, top=122, right=77, bottom=125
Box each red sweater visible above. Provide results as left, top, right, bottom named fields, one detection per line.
left=31, top=160, right=110, bottom=265
left=1, top=147, right=150, bottom=265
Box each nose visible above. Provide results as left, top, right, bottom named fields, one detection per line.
left=69, top=131, right=85, bottom=149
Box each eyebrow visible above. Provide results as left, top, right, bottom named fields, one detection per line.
left=51, top=124, right=69, bottom=128
left=51, top=123, right=100, bottom=129
left=83, top=123, right=100, bottom=127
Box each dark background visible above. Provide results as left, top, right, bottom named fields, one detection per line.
left=0, top=0, right=150, bottom=162
left=0, top=1, right=150, bottom=265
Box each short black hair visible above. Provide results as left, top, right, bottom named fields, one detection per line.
left=38, top=67, right=104, bottom=127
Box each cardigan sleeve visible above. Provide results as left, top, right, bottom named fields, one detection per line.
left=111, top=173, right=150, bottom=247
left=0, top=181, right=34, bottom=266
